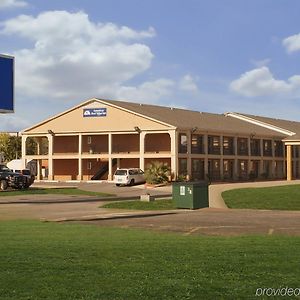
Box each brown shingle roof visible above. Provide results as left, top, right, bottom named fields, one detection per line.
left=99, top=99, right=287, bottom=138
left=237, top=113, right=300, bottom=136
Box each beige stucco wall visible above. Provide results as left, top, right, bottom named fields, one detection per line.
left=25, top=100, right=172, bottom=134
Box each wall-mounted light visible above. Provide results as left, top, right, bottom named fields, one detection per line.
left=134, top=126, right=141, bottom=133
left=47, top=129, right=55, bottom=136
left=191, top=127, right=198, bottom=133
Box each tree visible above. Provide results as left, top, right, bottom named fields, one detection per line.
left=144, top=161, right=170, bottom=184
left=0, top=133, right=21, bottom=162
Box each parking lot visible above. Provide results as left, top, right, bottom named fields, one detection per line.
left=0, top=180, right=300, bottom=236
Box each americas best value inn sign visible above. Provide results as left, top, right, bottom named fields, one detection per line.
left=83, top=108, right=107, bottom=117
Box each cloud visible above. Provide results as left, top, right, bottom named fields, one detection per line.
left=229, top=66, right=300, bottom=97
left=179, top=74, right=199, bottom=93
left=283, top=33, right=300, bottom=53
left=1, top=10, right=155, bottom=100
left=116, top=78, right=175, bottom=102
left=0, top=0, right=27, bottom=9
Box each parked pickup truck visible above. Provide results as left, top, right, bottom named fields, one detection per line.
left=0, top=164, right=27, bottom=191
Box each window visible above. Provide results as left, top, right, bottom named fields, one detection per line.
left=223, top=160, right=234, bottom=180
left=223, top=137, right=234, bottom=155
left=238, top=160, right=248, bottom=179
left=192, top=159, right=204, bottom=180
left=263, top=140, right=272, bottom=156
left=179, top=158, right=187, bottom=176
left=208, top=159, right=220, bottom=180
left=208, top=136, right=220, bottom=155
left=237, top=138, right=248, bottom=156
left=87, top=136, right=92, bottom=145
left=179, top=134, right=187, bottom=153
left=87, top=161, right=92, bottom=170
left=191, top=134, right=204, bottom=154
left=250, top=139, right=261, bottom=156
left=274, top=140, right=283, bottom=157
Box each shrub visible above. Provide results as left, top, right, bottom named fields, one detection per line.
left=145, top=161, right=170, bottom=184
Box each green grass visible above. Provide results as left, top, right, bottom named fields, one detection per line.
left=0, top=188, right=112, bottom=197
left=102, top=199, right=176, bottom=210
left=222, top=184, right=300, bottom=210
left=0, top=221, right=299, bottom=299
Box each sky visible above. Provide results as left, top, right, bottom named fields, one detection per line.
left=1, top=0, right=300, bottom=131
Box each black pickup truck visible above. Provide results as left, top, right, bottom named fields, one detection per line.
left=0, top=164, right=27, bottom=191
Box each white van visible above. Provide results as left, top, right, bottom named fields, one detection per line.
left=113, top=168, right=145, bottom=186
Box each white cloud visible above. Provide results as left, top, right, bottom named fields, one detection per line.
left=283, top=33, right=300, bottom=53
left=116, top=78, right=175, bottom=102
left=179, top=74, right=199, bottom=93
left=1, top=10, right=155, bottom=100
left=229, top=67, right=300, bottom=97
left=0, top=0, right=27, bottom=9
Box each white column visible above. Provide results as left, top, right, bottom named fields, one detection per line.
left=37, top=159, right=41, bottom=180
left=139, top=132, right=146, bottom=171
left=169, top=130, right=178, bottom=180
left=286, top=144, right=292, bottom=181
left=48, top=134, right=54, bottom=180
left=21, top=135, right=27, bottom=169
left=78, top=134, right=82, bottom=180
left=108, top=133, right=112, bottom=180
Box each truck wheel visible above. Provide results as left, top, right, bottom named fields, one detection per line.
left=0, top=180, right=8, bottom=191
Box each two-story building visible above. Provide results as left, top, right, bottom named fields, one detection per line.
left=21, top=98, right=300, bottom=182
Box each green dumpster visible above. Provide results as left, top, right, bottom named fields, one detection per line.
left=172, top=181, right=209, bottom=209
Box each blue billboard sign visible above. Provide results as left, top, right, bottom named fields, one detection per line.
left=83, top=108, right=107, bottom=117
left=0, top=54, right=14, bottom=113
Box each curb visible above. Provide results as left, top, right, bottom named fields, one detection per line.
left=0, top=194, right=173, bottom=205
left=43, top=210, right=179, bottom=222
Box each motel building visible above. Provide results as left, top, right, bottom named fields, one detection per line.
left=21, top=98, right=300, bottom=182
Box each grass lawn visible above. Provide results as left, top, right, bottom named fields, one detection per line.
left=222, top=184, right=300, bottom=210
left=0, top=221, right=299, bottom=299
left=0, top=188, right=112, bottom=197
left=102, top=199, right=176, bottom=210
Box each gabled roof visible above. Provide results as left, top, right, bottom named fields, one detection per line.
left=97, top=99, right=288, bottom=137
left=225, top=112, right=295, bottom=136
left=233, top=112, right=300, bottom=135
left=23, top=97, right=300, bottom=139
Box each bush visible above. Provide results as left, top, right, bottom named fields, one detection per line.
left=144, top=161, right=170, bottom=184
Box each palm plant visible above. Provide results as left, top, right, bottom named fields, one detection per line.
left=144, top=161, right=170, bottom=184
